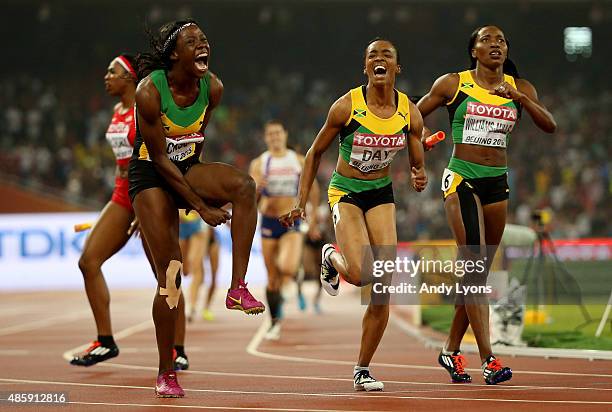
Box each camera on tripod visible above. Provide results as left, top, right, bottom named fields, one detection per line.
left=531, top=208, right=552, bottom=233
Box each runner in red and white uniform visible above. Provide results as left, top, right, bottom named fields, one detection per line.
left=70, top=54, right=140, bottom=366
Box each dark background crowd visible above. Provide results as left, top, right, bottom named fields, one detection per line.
left=1, top=0, right=610, bottom=240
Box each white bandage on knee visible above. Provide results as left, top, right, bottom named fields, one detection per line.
left=159, top=260, right=182, bottom=309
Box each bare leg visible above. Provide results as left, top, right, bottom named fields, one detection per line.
left=174, top=293, right=186, bottom=346
left=185, top=163, right=257, bottom=289
left=78, top=201, right=133, bottom=336
left=262, top=237, right=282, bottom=322
left=444, top=192, right=485, bottom=355
left=444, top=192, right=507, bottom=362
left=277, top=231, right=304, bottom=281
left=204, top=238, right=219, bottom=310
left=357, top=204, right=396, bottom=367
left=330, top=203, right=371, bottom=286
left=303, top=242, right=324, bottom=309
left=184, top=232, right=207, bottom=316
left=134, top=188, right=181, bottom=374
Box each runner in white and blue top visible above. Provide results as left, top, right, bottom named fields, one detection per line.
left=249, top=120, right=321, bottom=341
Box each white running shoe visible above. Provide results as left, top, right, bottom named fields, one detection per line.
left=320, top=243, right=340, bottom=296
left=264, top=322, right=281, bottom=341
left=353, top=368, right=384, bottom=391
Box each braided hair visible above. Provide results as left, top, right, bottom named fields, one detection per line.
left=136, top=19, right=199, bottom=80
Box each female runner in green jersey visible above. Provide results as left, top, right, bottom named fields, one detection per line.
left=417, top=25, right=556, bottom=385
left=130, top=19, right=264, bottom=397
left=281, top=38, right=427, bottom=391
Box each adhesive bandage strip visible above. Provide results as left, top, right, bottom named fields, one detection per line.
left=159, top=260, right=182, bottom=309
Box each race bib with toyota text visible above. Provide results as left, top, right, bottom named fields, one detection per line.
left=349, top=132, right=406, bottom=173
left=462, top=102, right=517, bottom=148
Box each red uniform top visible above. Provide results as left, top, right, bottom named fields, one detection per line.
left=106, top=105, right=136, bottom=167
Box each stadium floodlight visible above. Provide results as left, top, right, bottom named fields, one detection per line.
left=564, top=27, right=592, bottom=61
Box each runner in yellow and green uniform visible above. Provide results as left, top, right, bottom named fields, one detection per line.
left=128, top=19, right=264, bottom=397
left=417, top=25, right=557, bottom=386
left=281, top=38, right=427, bottom=392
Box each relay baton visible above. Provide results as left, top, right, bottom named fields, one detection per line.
left=424, top=131, right=446, bottom=149
left=74, top=222, right=93, bottom=232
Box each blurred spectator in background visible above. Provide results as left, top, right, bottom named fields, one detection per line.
left=1, top=1, right=610, bottom=239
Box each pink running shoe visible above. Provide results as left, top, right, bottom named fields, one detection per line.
left=226, top=279, right=265, bottom=315
left=155, top=370, right=185, bottom=398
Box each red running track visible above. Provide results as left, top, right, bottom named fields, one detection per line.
left=0, top=288, right=611, bottom=411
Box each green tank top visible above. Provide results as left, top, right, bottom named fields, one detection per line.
left=134, top=69, right=210, bottom=164
left=446, top=70, right=520, bottom=148
left=339, top=86, right=410, bottom=174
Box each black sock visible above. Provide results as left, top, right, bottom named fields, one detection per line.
left=174, top=345, right=187, bottom=358
left=97, top=335, right=116, bottom=348
left=266, top=289, right=282, bottom=322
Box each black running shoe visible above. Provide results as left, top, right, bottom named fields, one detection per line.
left=438, top=350, right=472, bottom=383
left=70, top=341, right=119, bottom=367
left=173, top=349, right=189, bottom=371
left=482, top=355, right=512, bottom=385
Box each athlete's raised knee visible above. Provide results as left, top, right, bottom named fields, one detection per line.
left=232, top=173, right=256, bottom=200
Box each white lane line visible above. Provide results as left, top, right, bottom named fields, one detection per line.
left=392, top=309, right=612, bottom=361
left=0, top=311, right=91, bottom=337
left=293, top=344, right=363, bottom=350
left=58, top=316, right=612, bottom=395
left=100, top=362, right=612, bottom=393
left=0, top=350, right=30, bottom=356
left=63, top=402, right=379, bottom=412
left=1, top=378, right=611, bottom=405
left=247, top=318, right=612, bottom=379
left=62, top=319, right=152, bottom=361
left=391, top=312, right=612, bottom=378
left=246, top=322, right=612, bottom=378
left=0, top=306, right=44, bottom=316
left=56, top=401, right=383, bottom=412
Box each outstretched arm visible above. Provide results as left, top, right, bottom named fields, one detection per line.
left=279, top=93, right=351, bottom=226
left=299, top=154, right=321, bottom=239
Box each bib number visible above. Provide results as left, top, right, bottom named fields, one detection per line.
left=441, top=168, right=455, bottom=192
